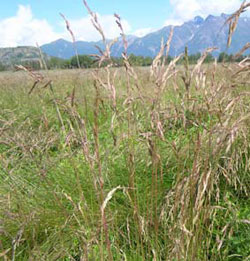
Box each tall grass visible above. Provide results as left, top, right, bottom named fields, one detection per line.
left=0, top=1, right=250, bottom=260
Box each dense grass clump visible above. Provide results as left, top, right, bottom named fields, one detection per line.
left=1, top=2, right=250, bottom=260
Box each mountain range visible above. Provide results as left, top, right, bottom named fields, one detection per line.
left=41, top=13, right=250, bottom=59
left=1, top=13, right=249, bottom=67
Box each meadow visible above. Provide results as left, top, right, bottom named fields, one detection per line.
left=0, top=2, right=250, bottom=260
left=0, top=60, right=249, bottom=261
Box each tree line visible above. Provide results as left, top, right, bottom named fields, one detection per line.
left=45, top=52, right=248, bottom=69
left=0, top=52, right=247, bottom=71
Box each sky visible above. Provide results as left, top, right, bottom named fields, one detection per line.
left=0, top=0, right=247, bottom=47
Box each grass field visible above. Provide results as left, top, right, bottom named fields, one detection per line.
left=0, top=58, right=249, bottom=261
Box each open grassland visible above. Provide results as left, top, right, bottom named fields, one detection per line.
left=0, top=62, right=249, bottom=261
left=1, top=2, right=250, bottom=260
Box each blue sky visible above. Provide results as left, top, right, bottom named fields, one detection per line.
left=0, top=0, right=246, bottom=47
left=0, top=0, right=172, bottom=31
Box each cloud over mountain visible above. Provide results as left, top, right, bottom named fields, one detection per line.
left=165, top=0, right=245, bottom=25
left=0, top=5, right=59, bottom=47
left=62, top=13, right=131, bottom=42
left=0, top=5, right=132, bottom=47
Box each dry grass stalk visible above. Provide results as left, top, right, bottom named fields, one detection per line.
left=101, top=186, right=122, bottom=215
left=93, top=81, right=113, bottom=261
left=80, top=3, right=120, bottom=259
left=60, top=13, right=81, bottom=68
left=192, top=47, right=217, bottom=76
left=0, top=249, right=11, bottom=259
left=150, top=27, right=174, bottom=81
left=14, top=65, right=51, bottom=94
left=83, top=0, right=105, bottom=43
left=190, top=47, right=217, bottom=89
left=149, top=27, right=184, bottom=102
left=233, top=64, right=250, bottom=77
left=114, top=13, right=128, bottom=54
left=93, top=67, right=118, bottom=109
left=234, top=42, right=250, bottom=59
left=225, top=0, right=250, bottom=47
left=82, top=0, right=119, bottom=113
left=83, top=0, right=118, bottom=66
left=15, top=66, right=66, bottom=133
left=238, top=57, right=250, bottom=67
left=181, top=46, right=191, bottom=92
left=11, top=227, right=24, bottom=261
left=114, top=11, right=147, bottom=254
left=36, top=42, right=48, bottom=70
left=159, top=53, right=182, bottom=87
left=114, top=13, right=142, bottom=97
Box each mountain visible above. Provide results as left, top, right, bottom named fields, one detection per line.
left=41, top=38, right=103, bottom=59
left=41, top=14, right=250, bottom=58
left=0, top=46, right=49, bottom=67
left=125, top=16, right=204, bottom=57
left=41, top=36, right=139, bottom=59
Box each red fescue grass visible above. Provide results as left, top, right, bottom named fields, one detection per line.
left=0, top=1, right=250, bottom=260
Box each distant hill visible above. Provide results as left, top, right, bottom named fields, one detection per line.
left=0, top=46, right=49, bottom=68
left=41, top=13, right=250, bottom=58
left=41, top=39, right=101, bottom=59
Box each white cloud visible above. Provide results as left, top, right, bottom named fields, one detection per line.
left=164, top=18, right=183, bottom=26
left=165, top=0, right=244, bottom=25
left=0, top=5, right=60, bottom=47
left=0, top=5, right=132, bottom=47
left=63, top=14, right=131, bottom=42
left=133, top=27, right=156, bottom=37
